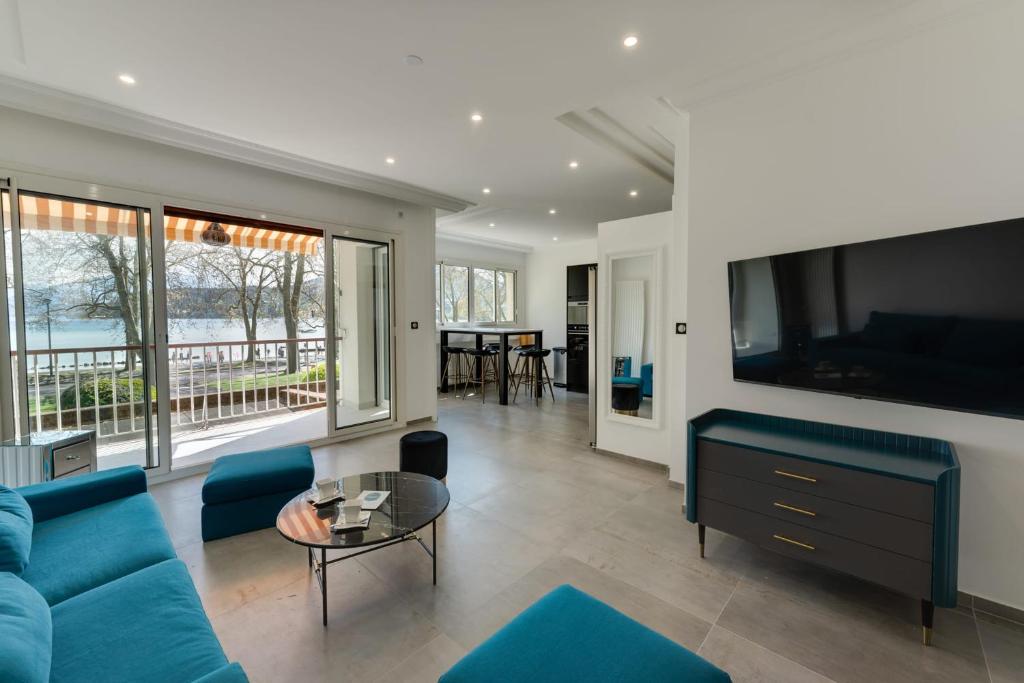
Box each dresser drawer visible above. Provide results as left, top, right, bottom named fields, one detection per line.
left=696, top=439, right=934, bottom=523
left=697, top=497, right=931, bottom=599
left=52, top=441, right=93, bottom=478
left=697, top=468, right=933, bottom=562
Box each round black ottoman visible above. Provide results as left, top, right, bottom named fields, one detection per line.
left=611, top=383, right=642, bottom=415
left=399, top=430, right=448, bottom=481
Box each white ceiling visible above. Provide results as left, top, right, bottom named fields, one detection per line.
left=0, top=0, right=986, bottom=248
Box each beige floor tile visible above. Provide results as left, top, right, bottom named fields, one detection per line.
left=176, top=528, right=310, bottom=618
left=374, top=633, right=468, bottom=683
left=977, top=613, right=1024, bottom=683
left=698, top=626, right=836, bottom=683
left=717, top=579, right=989, bottom=683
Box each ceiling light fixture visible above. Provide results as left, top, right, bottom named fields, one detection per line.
left=629, top=190, right=638, bottom=197
left=569, top=161, right=579, bottom=169
left=403, top=55, right=424, bottom=66
left=488, top=223, right=496, bottom=227
left=482, top=187, right=491, bottom=194
left=118, top=73, right=136, bottom=85
left=385, top=157, right=396, bottom=164
left=471, top=113, right=483, bottom=122
left=552, top=236, right=559, bottom=241
left=548, top=208, right=557, bottom=215
left=623, top=35, right=639, bottom=48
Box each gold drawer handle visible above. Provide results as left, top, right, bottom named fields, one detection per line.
left=773, top=469, right=817, bottom=483
left=773, top=502, right=816, bottom=517
left=773, top=534, right=815, bottom=551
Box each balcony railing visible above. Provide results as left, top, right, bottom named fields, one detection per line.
left=10, top=337, right=328, bottom=442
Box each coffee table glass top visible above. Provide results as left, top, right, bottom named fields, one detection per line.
left=276, top=471, right=449, bottom=549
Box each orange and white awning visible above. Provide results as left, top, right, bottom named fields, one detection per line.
left=164, top=216, right=319, bottom=255
left=16, top=194, right=319, bottom=256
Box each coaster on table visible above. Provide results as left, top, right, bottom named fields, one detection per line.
left=356, top=490, right=390, bottom=510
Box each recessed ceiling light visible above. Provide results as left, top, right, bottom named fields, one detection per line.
left=569, top=161, right=579, bottom=169
left=385, top=157, right=396, bottom=164
left=623, top=35, right=639, bottom=48
left=118, top=73, right=136, bottom=85
left=482, top=187, right=491, bottom=194
left=403, top=55, right=424, bottom=66
left=488, top=223, right=496, bottom=227
left=548, top=208, right=557, bottom=215
left=260, top=214, right=267, bottom=219
left=470, top=112, right=483, bottom=122
left=629, top=190, right=638, bottom=197
left=552, top=236, right=559, bottom=241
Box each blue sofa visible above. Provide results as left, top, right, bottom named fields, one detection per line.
left=0, top=467, right=247, bottom=683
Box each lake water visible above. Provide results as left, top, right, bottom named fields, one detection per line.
left=20, top=318, right=325, bottom=367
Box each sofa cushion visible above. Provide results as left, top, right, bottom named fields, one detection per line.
left=0, top=572, right=51, bottom=683
left=21, top=492, right=175, bottom=605
left=440, top=584, right=732, bottom=683
left=940, top=318, right=1024, bottom=368
left=0, top=485, right=33, bottom=575
left=50, top=559, right=230, bottom=683
left=202, top=445, right=314, bottom=505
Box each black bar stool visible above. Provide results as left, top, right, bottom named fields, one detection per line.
left=463, top=347, right=500, bottom=402
left=441, top=346, right=469, bottom=396
left=512, top=348, right=555, bottom=404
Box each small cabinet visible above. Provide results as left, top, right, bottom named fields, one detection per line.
left=0, top=430, right=97, bottom=487
left=567, top=265, right=589, bottom=302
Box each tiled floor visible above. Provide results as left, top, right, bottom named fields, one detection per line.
left=151, top=389, right=1024, bottom=683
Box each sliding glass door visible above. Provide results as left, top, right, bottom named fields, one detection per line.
left=2, top=180, right=162, bottom=470
left=330, top=236, right=394, bottom=431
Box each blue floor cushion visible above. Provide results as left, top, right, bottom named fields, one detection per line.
left=441, top=584, right=731, bottom=683
left=21, top=493, right=175, bottom=605
left=50, top=559, right=230, bottom=683
left=202, top=445, right=314, bottom=505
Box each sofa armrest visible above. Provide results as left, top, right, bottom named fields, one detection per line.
left=16, top=466, right=147, bottom=522
left=192, top=663, right=249, bottom=683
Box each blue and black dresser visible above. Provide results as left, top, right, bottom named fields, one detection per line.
left=686, top=408, right=960, bottom=645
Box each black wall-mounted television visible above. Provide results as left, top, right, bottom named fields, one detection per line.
left=728, top=217, right=1024, bottom=419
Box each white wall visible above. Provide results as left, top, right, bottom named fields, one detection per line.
left=683, top=3, right=1024, bottom=610
left=0, top=105, right=439, bottom=425
left=524, top=239, right=598, bottom=356
left=597, top=212, right=674, bottom=465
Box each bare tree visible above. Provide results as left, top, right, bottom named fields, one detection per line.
left=201, top=248, right=278, bottom=361
left=275, top=248, right=324, bottom=372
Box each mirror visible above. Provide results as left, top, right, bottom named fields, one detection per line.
left=608, top=252, right=656, bottom=421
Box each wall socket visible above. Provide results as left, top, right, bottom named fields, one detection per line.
left=675, top=322, right=687, bottom=334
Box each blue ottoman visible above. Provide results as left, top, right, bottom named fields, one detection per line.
left=441, top=585, right=731, bottom=683
left=201, top=445, right=314, bottom=542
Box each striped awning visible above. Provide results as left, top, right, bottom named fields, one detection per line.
left=164, top=216, right=319, bottom=255
left=16, top=194, right=319, bottom=255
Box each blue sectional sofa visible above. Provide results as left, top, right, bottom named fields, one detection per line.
left=0, top=466, right=247, bottom=683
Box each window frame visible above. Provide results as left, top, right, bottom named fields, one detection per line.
left=435, top=259, right=517, bottom=326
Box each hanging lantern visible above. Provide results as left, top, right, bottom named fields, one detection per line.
left=200, top=222, right=231, bottom=247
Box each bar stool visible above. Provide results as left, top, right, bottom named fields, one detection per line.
left=512, top=348, right=555, bottom=404
left=463, top=347, right=500, bottom=403
left=441, top=346, right=469, bottom=396
left=508, top=344, right=535, bottom=390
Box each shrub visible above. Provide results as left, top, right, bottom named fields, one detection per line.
left=60, top=377, right=150, bottom=409
left=298, top=362, right=339, bottom=383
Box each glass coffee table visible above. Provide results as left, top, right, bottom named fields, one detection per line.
left=276, top=471, right=450, bottom=626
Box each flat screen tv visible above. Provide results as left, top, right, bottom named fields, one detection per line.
left=728, top=217, right=1024, bottom=419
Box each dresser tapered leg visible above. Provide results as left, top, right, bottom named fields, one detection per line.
left=698, top=524, right=706, bottom=559
left=921, top=599, right=934, bottom=646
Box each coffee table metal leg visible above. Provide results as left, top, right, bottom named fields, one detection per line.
left=321, top=548, right=327, bottom=627
left=307, top=547, right=312, bottom=568
left=432, top=520, right=437, bottom=586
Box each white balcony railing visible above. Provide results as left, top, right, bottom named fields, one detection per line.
left=11, top=337, right=328, bottom=443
